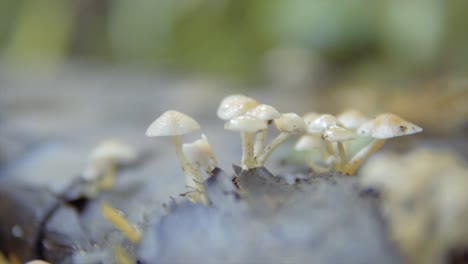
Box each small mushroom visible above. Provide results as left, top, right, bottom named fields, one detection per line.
left=182, top=134, right=217, bottom=204
left=217, top=94, right=259, bottom=120
left=146, top=110, right=205, bottom=203
left=245, top=104, right=282, bottom=157
left=83, top=139, right=137, bottom=190
left=343, top=113, right=423, bottom=175
left=25, top=261, right=52, bottom=264
left=225, top=115, right=267, bottom=170
left=183, top=134, right=218, bottom=174
left=256, top=113, right=306, bottom=166
left=322, top=125, right=356, bottom=172
left=306, top=114, right=342, bottom=168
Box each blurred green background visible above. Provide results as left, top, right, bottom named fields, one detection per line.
left=1, top=0, right=467, bottom=82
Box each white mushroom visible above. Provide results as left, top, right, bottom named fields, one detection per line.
left=305, top=113, right=342, bottom=168
left=183, top=134, right=218, bottom=174
left=182, top=134, right=217, bottom=204
left=225, top=115, right=267, bottom=170
left=245, top=104, right=281, bottom=157
left=256, top=113, right=306, bottom=166
left=217, top=94, right=259, bottom=120
left=322, top=125, right=356, bottom=172
left=146, top=110, right=206, bottom=203
left=83, top=139, right=137, bottom=190
left=344, top=113, right=423, bottom=175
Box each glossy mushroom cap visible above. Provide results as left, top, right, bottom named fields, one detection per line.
left=357, top=113, right=423, bottom=139
left=183, top=134, right=218, bottom=169
left=224, top=115, right=267, bottom=132
left=307, top=114, right=341, bottom=133
left=274, top=113, right=306, bottom=134
left=146, top=110, right=201, bottom=137
left=90, top=139, right=137, bottom=163
left=322, top=125, right=356, bottom=142
left=337, top=110, right=368, bottom=130
left=245, top=104, right=281, bottom=121
left=217, top=94, right=259, bottom=120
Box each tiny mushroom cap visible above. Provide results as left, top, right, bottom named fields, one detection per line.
left=90, top=139, right=137, bottom=163
left=183, top=134, right=217, bottom=169
left=146, top=110, right=201, bottom=137
left=337, top=110, right=368, bottom=130
left=25, top=261, right=52, bottom=264
left=274, top=113, right=306, bottom=134
left=217, top=94, right=259, bottom=120
left=245, top=104, right=281, bottom=121
left=322, top=125, right=356, bottom=142
left=294, top=134, right=322, bottom=151
left=224, top=115, right=267, bottom=132
left=357, top=113, right=423, bottom=139
left=307, top=114, right=341, bottom=133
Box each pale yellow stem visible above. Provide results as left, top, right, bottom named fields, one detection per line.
left=99, top=160, right=116, bottom=190
left=337, top=142, right=347, bottom=172
left=325, top=141, right=339, bottom=170
left=172, top=135, right=209, bottom=204
left=257, top=132, right=290, bottom=166
left=344, top=139, right=386, bottom=175
left=254, top=129, right=267, bottom=158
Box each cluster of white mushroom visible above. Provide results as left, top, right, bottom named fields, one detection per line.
left=297, top=110, right=423, bottom=175
left=144, top=94, right=422, bottom=204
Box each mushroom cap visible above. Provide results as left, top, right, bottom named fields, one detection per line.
left=183, top=134, right=217, bottom=169
left=224, top=115, right=267, bottom=132
left=322, top=125, right=356, bottom=142
left=25, top=261, right=52, bottom=264
left=357, top=113, right=423, bottom=139
left=294, top=134, right=322, bottom=151
left=337, top=109, right=368, bottom=130
left=146, top=110, right=201, bottom=137
left=307, top=114, right=341, bottom=133
left=245, top=104, right=281, bottom=121
left=274, top=113, right=306, bottom=134
left=217, top=94, right=259, bottom=120
left=90, top=139, right=137, bottom=163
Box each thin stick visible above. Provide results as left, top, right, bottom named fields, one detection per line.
left=101, top=202, right=141, bottom=243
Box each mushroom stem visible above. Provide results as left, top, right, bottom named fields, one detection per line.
left=344, top=139, right=386, bottom=175
left=188, top=164, right=209, bottom=205
left=337, top=142, right=347, bottom=172
left=256, top=132, right=290, bottom=166
left=172, top=136, right=208, bottom=204
left=241, top=132, right=255, bottom=170
left=99, top=160, right=116, bottom=190
left=325, top=141, right=338, bottom=170
left=253, top=129, right=267, bottom=158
